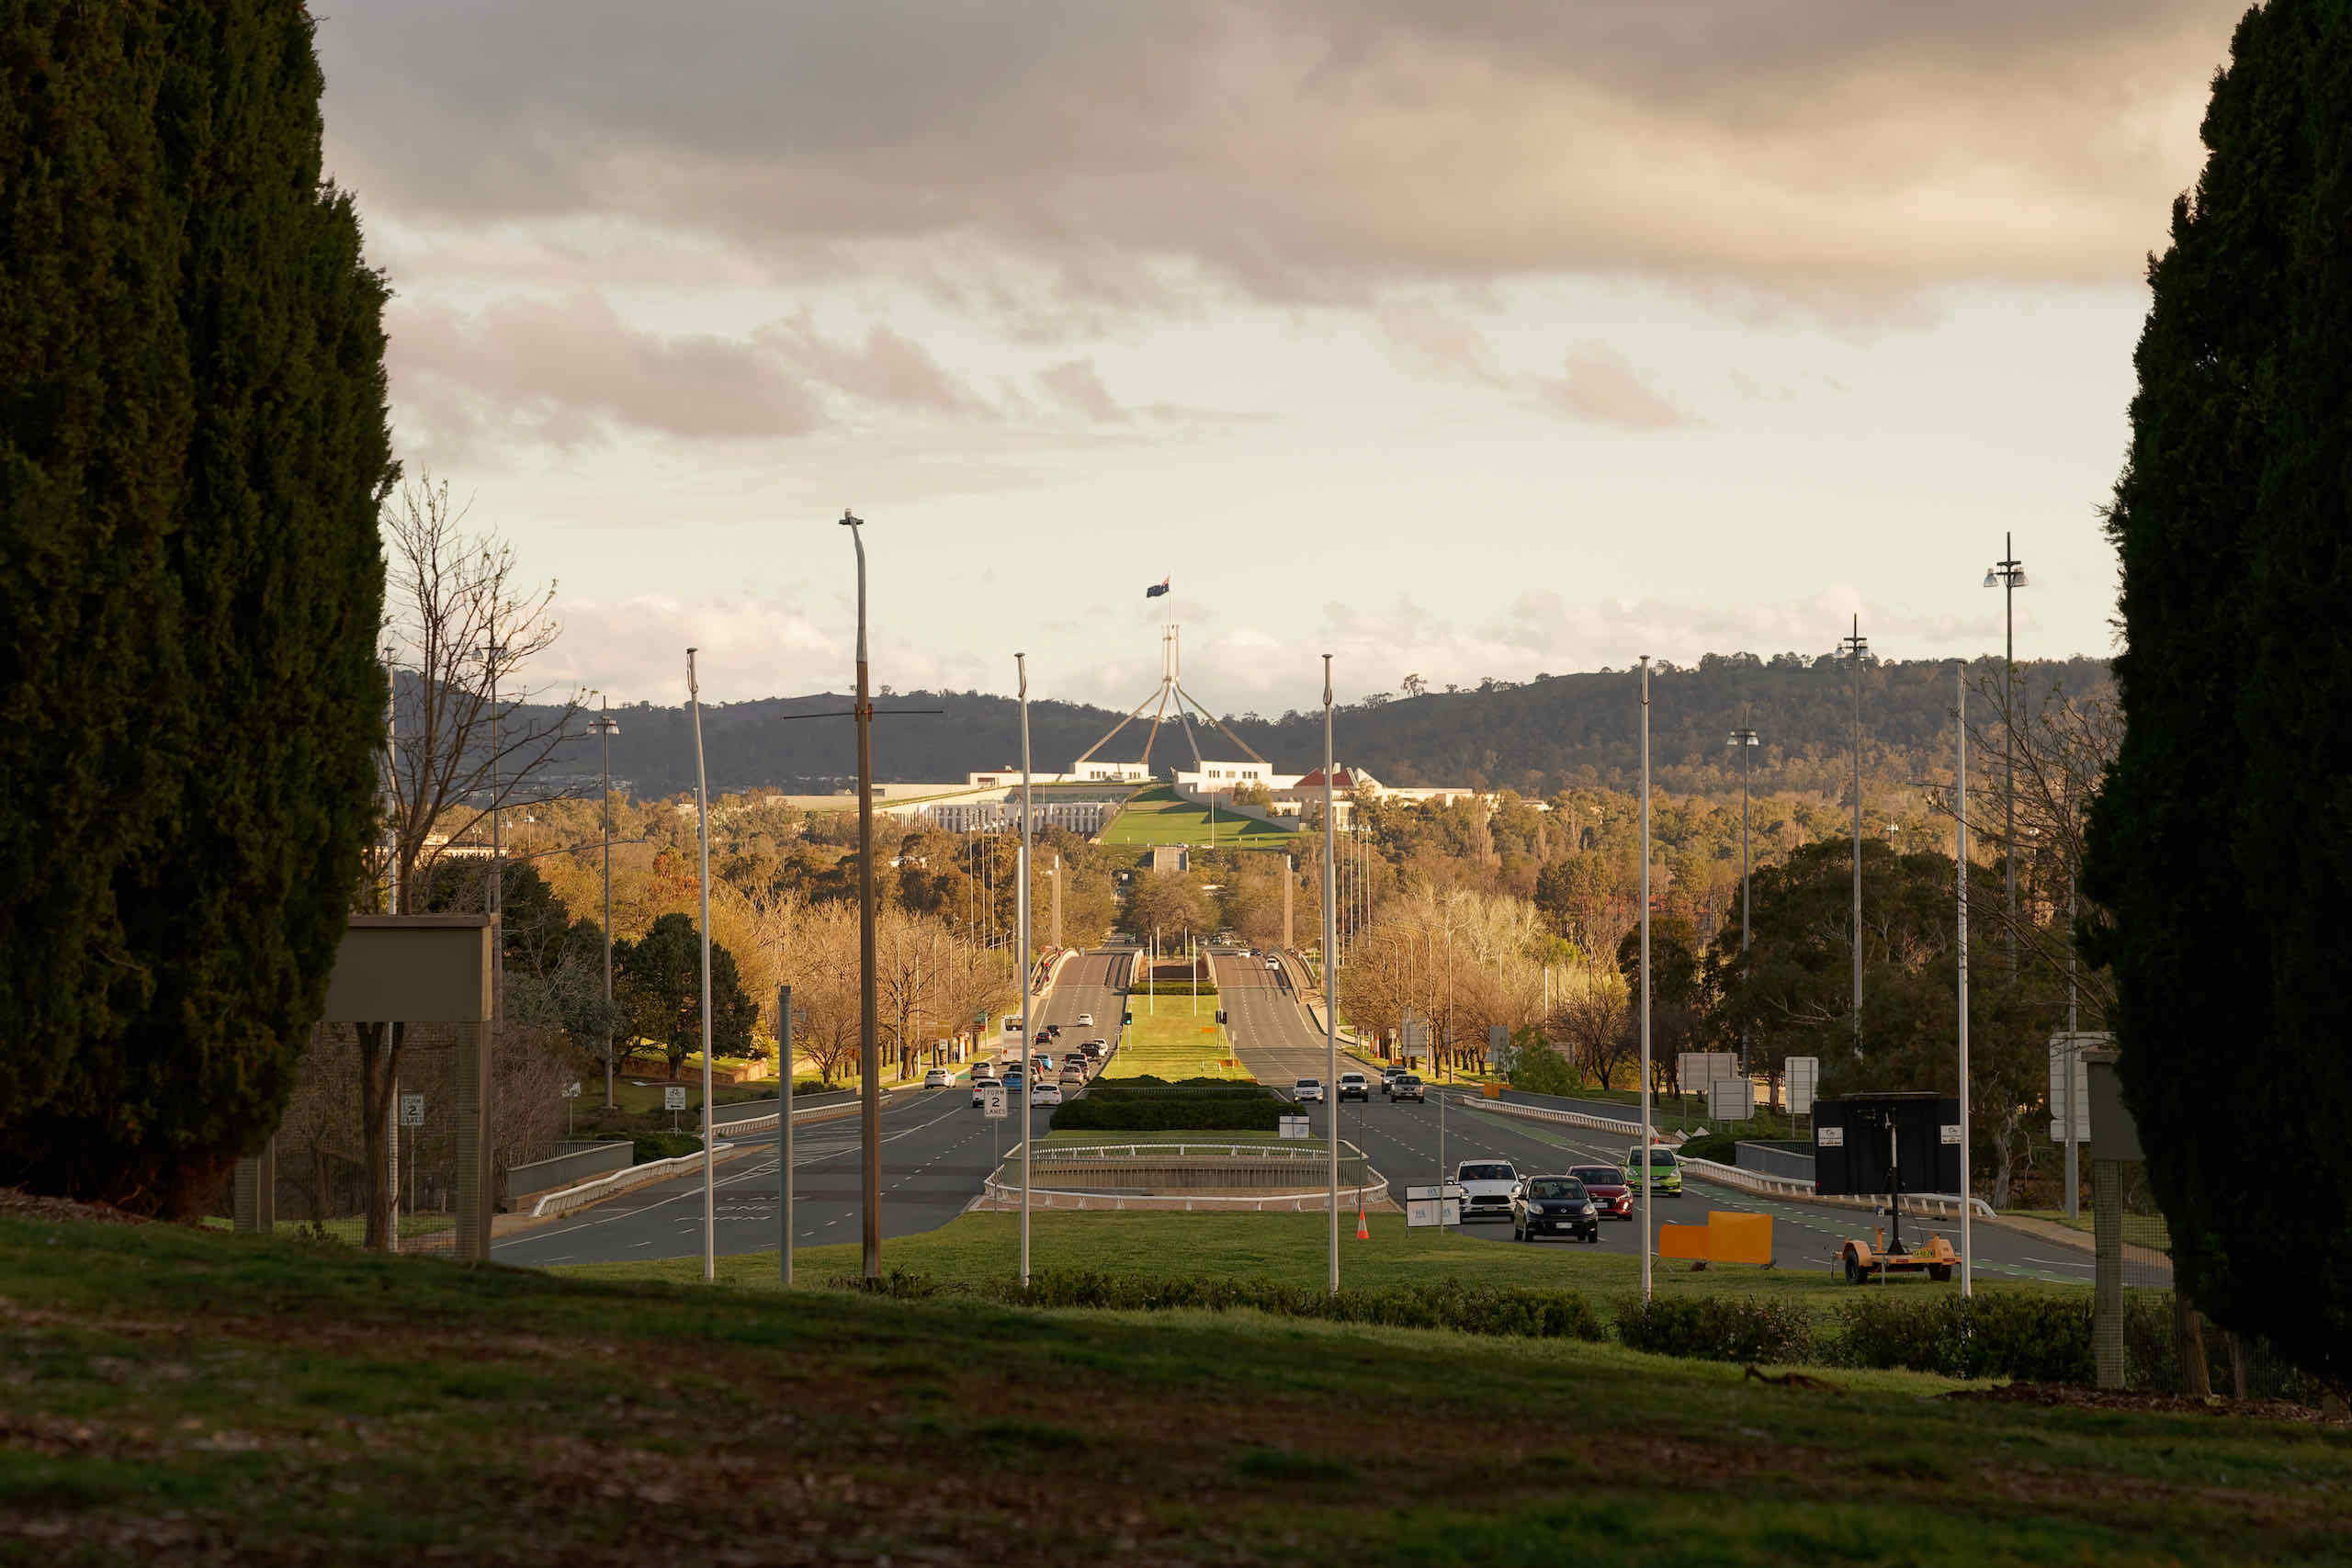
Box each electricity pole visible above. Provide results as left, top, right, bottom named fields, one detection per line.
left=1638, top=656, right=1653, bottom=1303
left=593, top=699, right=621, bottom=1108
left=1984, top=536, right=2028, bottom=972
left=842, top=511, right=881, bottom=1280
left=1726, top=715, right=1758, bottom=1077
left=1841, top=615, right=1869, bottom=1058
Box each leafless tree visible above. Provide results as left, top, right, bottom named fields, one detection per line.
left=347, top=474, right=585, bottom=1251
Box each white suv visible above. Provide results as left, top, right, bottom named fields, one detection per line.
left=1453, top=1159, right=1520, bottom=1224
left=1337, top=1072, right=1369, bottom=1102
left=1293, top=1078, right=1326, bottom=1103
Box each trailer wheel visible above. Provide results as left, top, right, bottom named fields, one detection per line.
left=1843, top=1248, right=1868, bottom=1285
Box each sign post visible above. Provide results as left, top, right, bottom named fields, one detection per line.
left=561, top=1080, right=582, bottom=1139
left=664, top=1084, right=686, bottom=1132
left=399, top=1093, right=425, bottom=1215
left=981, top=1082, right=1008, bottom=1214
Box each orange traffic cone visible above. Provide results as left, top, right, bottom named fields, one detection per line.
left=1355, top=1205, right=1371, bottom=1241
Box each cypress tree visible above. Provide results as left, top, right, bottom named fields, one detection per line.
left=0, top=4, right=391, bottom=1214
left=2085, top=0, right=2352, bottom=1384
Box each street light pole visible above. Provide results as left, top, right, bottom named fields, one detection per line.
left=841, top=510, right=882, bottom=1280
left=1016, top=653, right=1034, bottom=1287
left=1955, top=667, right=1973, bottom=1297
left=1841, top=616, right=1869, bottom=1058
left=475, top=643, right=508, bottom=1024
left=1984, top=536, right=2028, bottom=973
left=1638, top=656, right=1653, bottom=1304
left=1726, top=716, right=1758, bottom=1078
left=1322, top=654, right=1340, bottom=1297
left=593, top=700, right=621, bottom=1108
left=688, top=649, right=715, bottom=1284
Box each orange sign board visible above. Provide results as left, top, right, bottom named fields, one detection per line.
left=1657, top=1211, right=1773, bottom=1267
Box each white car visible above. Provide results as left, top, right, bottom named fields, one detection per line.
left=1076, top=1012, right=1093, bottom=1027
left=923, top=1067, right=951, bottom=1089
left=1031, top=1082, right=1063, bottom=1108
left=1265, top=958, right=1281, bottom=971
left=1453, top=1159, right=1520, bottom=1224
left=1337, top=1072, right=1370, bottom=1102
left=1293, top=1078, right=1325, bottom=1103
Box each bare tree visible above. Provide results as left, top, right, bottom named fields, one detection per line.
left=348, top=475, right=585, bottom=1252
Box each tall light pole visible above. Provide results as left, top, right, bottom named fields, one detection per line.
left=1321, top=654, right=1340, bottom=1297
left=688, top=649, right=715, bottom=1284
left=1841, top=615, right=1869, bottom=1058
left=1984, top=536, right=2027, bottom=972
left=841, top=511, right=882, bottom=1280
left=592, top=699, right=621, bottom=1108
left=1016, top=653, right=1034, bottom=1287
left=1955, top=666, right=1973, bottom=1296
left=1726, top=716, right=1758, bottom=1077
left=1637, top=656, right=1653, bottom=1303
left=382, top=645, right=401, bottom=914
left=475, top=642, right=508, bottom=1022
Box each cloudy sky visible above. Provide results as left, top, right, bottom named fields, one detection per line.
left=321, top=1, right=2245, bottom=710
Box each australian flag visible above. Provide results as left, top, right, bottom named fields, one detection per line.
left=1145, top=576, right=1170, bottom=598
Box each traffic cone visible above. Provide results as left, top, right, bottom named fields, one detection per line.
left=1355, top=1205, right=1371, bottom=1241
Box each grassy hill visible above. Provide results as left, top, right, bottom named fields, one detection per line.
left=2, top=1201, right=2342, bottom=1564
left=1097, top=784, right=1297, bottom=848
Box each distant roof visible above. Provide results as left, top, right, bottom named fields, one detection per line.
left=1294, top=765, right=1366, bottom=789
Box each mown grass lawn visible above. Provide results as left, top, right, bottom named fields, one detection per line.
left=1103, top=1008, right=1250, bottom=1079
left=3, top=1208, right=2345, bottom=1566
left=1098, top=784, right=1298, bottom=847
left=564, top=1208, right=2092, bottom=1329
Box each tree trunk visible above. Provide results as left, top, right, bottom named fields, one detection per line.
left=2175, top=1293, right=2213, bottom=1398
left=353, top=1021, right=403, bottom=1252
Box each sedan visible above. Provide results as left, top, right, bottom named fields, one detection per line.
left=1293, top=1078, right=1326, bottom=1103
left=1076, top=1013, right=1094, bottom=1027
left=1030, top=1082, right=1063, bottom=1108
left=1512, top=1176, right=1600, bottom=1243
left=1568, top=1164, right=1634, bottom=1221
left=924, top=1067, right=952, bottom=1089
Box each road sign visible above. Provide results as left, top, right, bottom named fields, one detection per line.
left=562, top=1081, right=582, bottom=1100
left=1709, top=1077, right=1753, bottom=1122
left=2048, top=1032, right=2104, bottom=1144
left=662, top=1086, right=686, bottom=1111
left=398, top=1093, right=425, bottom=1128
left=981, top=1084, right=1008, bottom=1121
left=1403, top=1184, right=1460, bottom=1227
left=1487, top=1023, right=1509, bottom=1073
left=1785, top=1055, right=1820, bottom=1116
left=1676, top=1052, right=1736, bottom=1095
left=1277, top=1114, right=1310, bottom=1139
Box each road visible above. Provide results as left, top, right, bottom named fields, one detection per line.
left=498, top=948, right=1130, bottom=1269
left=1214, top=953, right=2115, bottom=1288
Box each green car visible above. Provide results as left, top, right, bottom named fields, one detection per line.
left=1622, top=1144, right=1684, bottom=1197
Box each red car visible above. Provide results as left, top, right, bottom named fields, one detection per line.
left=1570, top=1163, right=1634, bottom=1221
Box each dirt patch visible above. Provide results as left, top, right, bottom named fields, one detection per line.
left=0, top=1188, right=145, bottom=1226
left=1943, top=1381, right=2342, bottom=1424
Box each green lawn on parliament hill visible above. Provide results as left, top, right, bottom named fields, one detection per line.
left=1, top=1200, right=2346, bottom=1566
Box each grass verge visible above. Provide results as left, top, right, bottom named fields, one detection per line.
left=2, top=1208, right=2344, bottom=1565
left=1103, top=1009, right=1250, bottom=1080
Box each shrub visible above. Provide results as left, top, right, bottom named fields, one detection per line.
left=953, top=1269, right=1604, bottom=1341
left=1613, top=1294, right=1816, bottom=1364
left=1830, top=1292, right=2093, bottom=1382
left=1508, top=1039, right=1580, bottom=1097
left=790, top=1079, right=835, bottom=1097
left=629, top=1132, right=702, bottom=1164
left=1675, top=1132, right=1742, bottom=1166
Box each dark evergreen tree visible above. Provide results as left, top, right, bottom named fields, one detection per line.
left=2085, top=0, right=2352, bottom=1386
left=614, top=914, right=758, bottom=1079
left=0, top=5, right=392, bottom=1214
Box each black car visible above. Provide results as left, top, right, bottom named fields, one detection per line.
left=1511, top=1175, right=1600, bottom=1244
left=1046, top=1023, right=1062, bottom=1038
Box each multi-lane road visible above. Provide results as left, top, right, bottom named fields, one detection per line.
left=501, top=945, right=2121, bottom=1288
left=495, top=949, right=1131, bottom=1268
left=1214, top=952, right=2118, bottom=1288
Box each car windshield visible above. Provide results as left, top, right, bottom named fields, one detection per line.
left=1570, top=1168, right=1617, bottom=1184
left=1459, top=1164, right=1513, bottom=1181
left=1648, top=1149, right=1677, bottom=1166
left=1295, top=1079, right=1318, bottom=1089
left=1526, top=1179, right=1585, bottom=1201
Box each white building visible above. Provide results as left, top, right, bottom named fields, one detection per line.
left=1170, top=759, right=1275, bottom=792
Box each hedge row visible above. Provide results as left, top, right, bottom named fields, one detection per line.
left=833, top=1269, right=1603, bottom=1341
left=1050, top=1094, right=1287, bottom=1131
left=830, top=1268, right=2285, bottom=1392
left=628, top=1132, right=702, bottom=1164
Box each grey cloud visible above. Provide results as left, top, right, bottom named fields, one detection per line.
left=756, top=313, right=987, bottom=414
left=319, top=1, right=2244, bottom=301
left=1037, top=359, right=1129, bottom=423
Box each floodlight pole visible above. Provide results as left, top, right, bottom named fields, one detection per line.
left=1638, top=656, right=1653, bottom=1303
left=779, top=984, right=794, bottom=1286
left=842, top=510, right=882, bottom=1280
left=1956, top=667, right=1973, bottom=1296
left=1984, top=534, right=2026, bottom=974
left=1842, top=616, right=1869, bottom=1058
left=1017, top=652, right=1034, bottom=1287
left=1727, top=717, right=1758, bottom=1077
left=594, top=699, right=621, bottom=1108
left=689, top=648, right=715, bottom=1284
left=1322, top=654, right=1340, bottom=1297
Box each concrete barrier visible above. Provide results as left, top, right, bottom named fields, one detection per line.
left=503, top=1140, right=632, bottom=1210
left=528, top=1144, right=738, bottom=1218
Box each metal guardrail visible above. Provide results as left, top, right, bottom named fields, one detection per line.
left=981, top=1171, right=1390, bottom=1213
